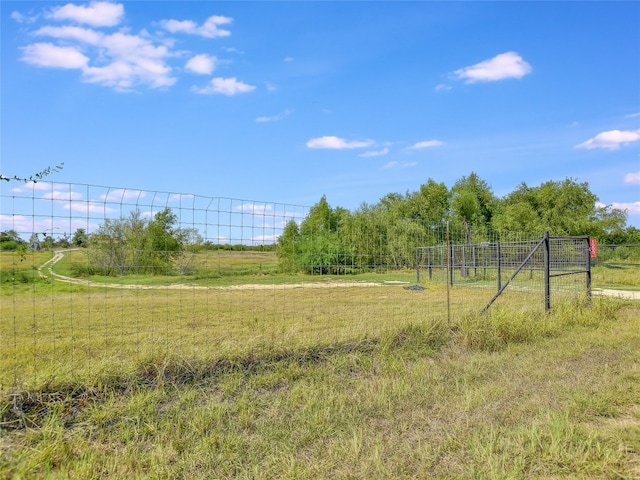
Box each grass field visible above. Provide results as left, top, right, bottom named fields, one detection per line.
left=1, top=249, right=564, bottom=392
left=1, top=300, right=638, bottom=478
left=1, top=249, right=639, bottom=478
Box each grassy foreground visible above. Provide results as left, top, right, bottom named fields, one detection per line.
left=1, top=298, right=639, bottom=479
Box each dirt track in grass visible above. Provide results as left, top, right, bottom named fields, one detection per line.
left=38, top=249, right=405, bottom=291
left=39, top=249, right=640, bottom=298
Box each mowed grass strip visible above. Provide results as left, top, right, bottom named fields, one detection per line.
left=0, top=299, right=638, bottom=479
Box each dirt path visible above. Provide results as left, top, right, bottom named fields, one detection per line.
left=39, top=250, right=639, bottom=298
left=38, top=249, right=397, bottom=291
left=592, top=288, right=640, bottom=300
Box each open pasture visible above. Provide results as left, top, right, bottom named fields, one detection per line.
left=2, top=279, right=457, bottom=391
left=1, top=251, right=638, bottom=478
left=0, top=248, right=603, bottom=392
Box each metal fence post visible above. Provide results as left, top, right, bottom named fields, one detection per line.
left=586, top=236, right=592, bottom=303
left=446, top=222, right=451, bottom=324
left=544, top=231, right=551, bottom=312
left=497, top=241, right=502, bottom=293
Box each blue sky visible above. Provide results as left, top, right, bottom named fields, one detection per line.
left=2, top=1, right=640, bottom=228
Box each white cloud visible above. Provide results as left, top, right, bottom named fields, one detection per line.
left=408, top=140, right=443, bottom=150
left=21, top=42, right=89, bottom=69
left=193, top=77, right=256, bottom=95
left=17, top=6, right=243, bottom=93
left=48, top=1, right=124, bottom=27
left=284, top=56, right=294, bottom=62
left=83, top=58, right=175, bottom=90
left=11, top=181, right=60, bottom=193
left=185, top=54, right=217, bottom=75
left=100, top=189, right=146, bottom=202
left=625, top=172, right=640, bottom=184
left=435, top=83, right=452, bottom=92
left=625, top=112, right=640, bottom=118
left=0, top=215, right=51, bottom=236
left=43, top=191, right=83, bottom=200
left=607, top=201, right=640, bottom=215
left=167, top=193, right=195, bottom=203
left=27, top=26, right=176, bottom=91
left=65, top=202, right=116, bottom=214
left=359, top=147, right=389, bottom=158
left=383, top=161, right=417, bottom=170
left=236, top=204, right=274, bottom=216
left=11, top=11, right=38, bottom=24
left=159, top=15, right=232, bottom=38
left=253, top=234, right=278, bottom=243
left=453, top=51, right=532, bottom=83
left=36, top=25, right=103, bottom=44
left=256, top=109, right=293, bottom=123
left=575, top=129, right=640, bottom=151
left=306, top=136, right=374, bottom=149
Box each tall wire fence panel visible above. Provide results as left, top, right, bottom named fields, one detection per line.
left=416, top=235, right=591, bottom=316
left=0, top=182, right=597, bottom=392
left=589, top=243, right=640, bottom=292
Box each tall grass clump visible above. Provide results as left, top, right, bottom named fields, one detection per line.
left=378, top=319, right=450, bottom=356
left=457, top=308, right=556, bottom=351
left=456, top=296, right=622, bottom=352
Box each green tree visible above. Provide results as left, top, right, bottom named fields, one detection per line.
left=88, top=217, right=129, bottom=275
left=72, top=228, right=89, bottom=247
left=0, top=230, right=25, bottom=251
left=277, top=196, right=355, bottom=274
left=144, top=208, right=183, bottom=271
left=339, top=204, right=389, bottom=271
left=277, top=220, right=301, bottom=272
left=87, top=208, right=185, bottom=275
left=451, top=172, right=495, bottom=243
left=406, top=179, right=451, bottom=227
left=492, top=178, right=626, bottom=238
left=0, top=230, right=21, bottom=243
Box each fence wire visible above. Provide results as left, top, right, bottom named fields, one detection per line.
left=0, top=182, right=599, bottom=391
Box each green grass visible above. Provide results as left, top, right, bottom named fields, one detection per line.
left=4, top=249, right=637, bottom=291
left=47, top=249, right=419, bottom=287
left=0, top=251, right=52, bottom=287
left=0, top=281, right=459, bottom=390
left=1, top=249, right=638, bottom=477
left=1, top=300, right=638, bottom=479
left=592, top=263, right=640, bottom=290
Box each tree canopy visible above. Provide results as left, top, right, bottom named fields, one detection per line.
left=88, top=208, right=187, bottom=275
left=276, top=173, right=634, bottom=274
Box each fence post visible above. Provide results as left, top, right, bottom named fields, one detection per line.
left=544, top=231, right=551, bottom=312
left=446, top=223, right=451, bottom=324
left=497, top=241, right=502, bottom=293
left=448, top=242, right=454, bottom=286
left=586, top=237, right=592, bottom=303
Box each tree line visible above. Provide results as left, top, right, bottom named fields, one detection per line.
left=2, top=172, right=638, bottom=276
left=277, top=173, right=638, bottom=273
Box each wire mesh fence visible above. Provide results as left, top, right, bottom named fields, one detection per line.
left=0, top=182, right=599, bottom=391
left=417, top=234, right=591, bottom=314
left=592, top=244, right=640, bottom=266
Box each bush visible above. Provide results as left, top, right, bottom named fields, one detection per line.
left=0, top=240, right=20, bottom=251
left=69, top=263, right=101, bottom=278
left=615, top=246, right=631, bottom=260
